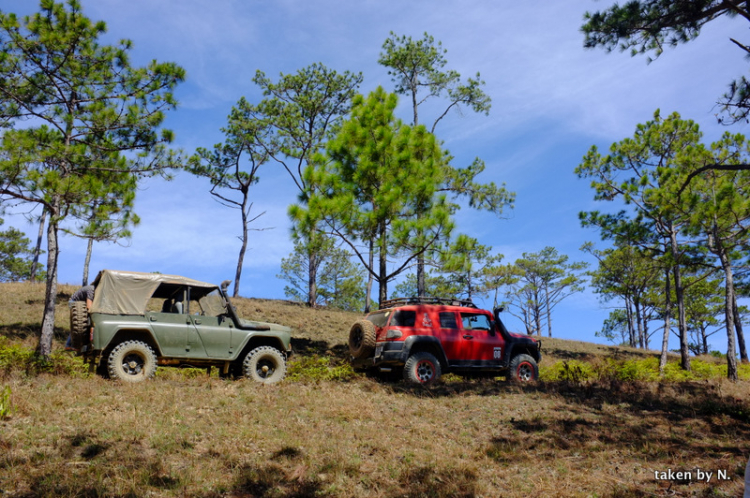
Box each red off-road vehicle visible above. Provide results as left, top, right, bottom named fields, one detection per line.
left=348, top=297, right=541, bottom=384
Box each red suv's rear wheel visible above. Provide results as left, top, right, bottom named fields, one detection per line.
left=404, top=352, right=441, bottom=385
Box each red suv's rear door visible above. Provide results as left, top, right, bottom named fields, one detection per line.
left=436, top=310, right=463, bottom=360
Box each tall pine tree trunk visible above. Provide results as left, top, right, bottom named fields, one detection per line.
left=710, top=224, right=739, bottom=381
left=365, top=238, right=374, bottom=312
left=417, top=254, right=426, bottom=297
left=732, top=293, right=749, bottom=364
left=659, top=268, right=671, bottom=374
left=233, top=200, right=250, bottom=298
left=701, top=325, right=709, bottom=355
left=307, top=249, right=318, bottom=307
left=625, top=297, right=635, bottom=347
left=30, top=208, right=47, bottom=282
left=717, top=246, right=738, bottom=381
left=39, top=201, right=60, bottom=357
left=544, top=282, right=552, bottom=337
left=82, top=237, right=93, bottom=286
left=669, top=228, right=691, bottom=372
left=635, top=299, right=644, bottom=349
left=378, top=221, right=388, bottom=305
left=534, top=289, right=542, bottom=336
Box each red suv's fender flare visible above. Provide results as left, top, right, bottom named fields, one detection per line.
left=400, top=335, right=449, bottom=368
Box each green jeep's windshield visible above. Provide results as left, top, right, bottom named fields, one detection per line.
left=199, top=290, right=226, bottom=317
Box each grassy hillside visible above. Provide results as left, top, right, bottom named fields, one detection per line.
left=0, top=282, right=749, bottom=497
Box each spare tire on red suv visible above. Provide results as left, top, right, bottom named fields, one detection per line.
left=347, top=297, right=542, bottom=385
left=349, top=320, right=376, bottom=359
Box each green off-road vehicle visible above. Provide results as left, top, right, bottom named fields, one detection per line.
left=72, top=270, right=292, bottom=384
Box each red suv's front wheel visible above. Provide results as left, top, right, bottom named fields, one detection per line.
left=404, top=352, right=441, bottom=385
left=508, top=354, right=539, bottom=383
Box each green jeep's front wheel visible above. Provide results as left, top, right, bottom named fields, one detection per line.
left=243, top=346, right=287, bottom=384
left=107, top=340, right=157, bottom=383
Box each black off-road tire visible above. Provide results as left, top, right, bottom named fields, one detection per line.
left=95, top=357, right=110, bottom=379
left=242, top=346, right=287, bottom=384
left=348, top=320, right=376, bottom=359
left=508, top=354, right=539, bottom=383
left=403, top=352, right=442, bottom=385
left=107, top=341, right=157, bottom=383
left=69, top=301, right=89, bottom=349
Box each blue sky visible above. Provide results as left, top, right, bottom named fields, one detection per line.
left=3, top=0, right=749, bottom=352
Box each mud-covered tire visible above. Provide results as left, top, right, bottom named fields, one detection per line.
left=69, top=301, right=89, bottom=349
left=107, top=341, right=157, bottom=383
left=403, top=352, right=441, bottom=385
left=348, top=320, right=376, bottom=359
left=243, top=346, right=287, bottom=384
left=508, top=354, right=539, bottom=383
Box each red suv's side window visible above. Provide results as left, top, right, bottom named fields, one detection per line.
left=438, top=312, right=458, bottom=329
left=460, top=313, right=492, bottom=330
left=390, top=310, right=416, bottom=327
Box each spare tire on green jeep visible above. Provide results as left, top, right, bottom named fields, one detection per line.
left=69, top=301, right=89, bottom=349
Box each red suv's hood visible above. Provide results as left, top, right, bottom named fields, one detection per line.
left=509, top=332, right=537, bottom=342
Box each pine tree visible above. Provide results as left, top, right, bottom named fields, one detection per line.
left=0, top=1, right=184, bottom=356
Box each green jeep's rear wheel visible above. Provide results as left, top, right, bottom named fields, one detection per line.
left=243, top=346, right=287, bottom=384
left=107, top=340, right=157, bottom=383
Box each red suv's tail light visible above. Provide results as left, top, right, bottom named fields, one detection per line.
left=386, top=329, right=403, bottom=339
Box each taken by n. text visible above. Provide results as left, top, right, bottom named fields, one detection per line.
left=653, top=468, right=730, bottom=483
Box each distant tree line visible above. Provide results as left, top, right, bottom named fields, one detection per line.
left=1, top=0, right=749, bottom=382
left=581, top=1, right=750, bottom=380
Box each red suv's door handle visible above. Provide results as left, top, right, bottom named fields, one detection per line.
left=463, top=334, right=473, bottom=339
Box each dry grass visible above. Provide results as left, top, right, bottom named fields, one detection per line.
left=0, top=283, right=749, bottom=497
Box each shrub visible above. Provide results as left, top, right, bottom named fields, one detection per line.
left=540, top=360, right=595, bottom=382
left=286, top=355, right=356, bottom=382
left=0, top=342, right=35, bottom=376
left=610, top=357, right=659, bottom=381
left=0, top=341, right=89, bottom=378
left=0, top=385, right=12, bottom=419
left=540, top=357, right=741, bottom=383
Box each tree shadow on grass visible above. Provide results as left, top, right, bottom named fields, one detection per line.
left=290, top=337, right=348, bottom=360
left=0, top=324, right=67, bottom=342
left=232, top=463, right=327, bottom=498
left=22, top=291, right=72, bottom=307
left=397, top=465, right=478, bottom=498
left=393, top=379, right=750, bottom=426
left=0, top=324, right=39, bottom=341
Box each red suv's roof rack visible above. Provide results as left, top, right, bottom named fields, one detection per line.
left=379, top=297, right=478, bottom=310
